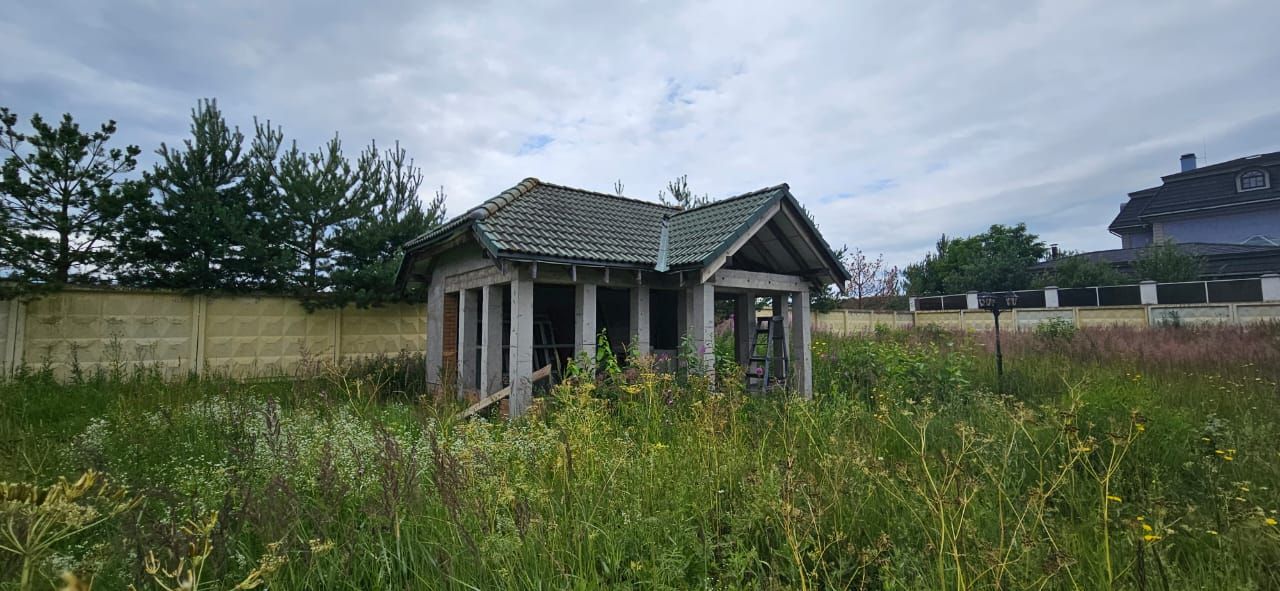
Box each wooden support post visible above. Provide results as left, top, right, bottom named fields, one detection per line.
left=735, top=292, right=755, bottom=366
left=480, top=283, right=505, bottom=396
left=789, top=289, right=812, bottom=399
left=575, top=283, right=598, bottom=364
left=508, top=272, right=535, bottom=417
left=686, top=282, right=715, bottom=377
left=425, top=281, right=445, bottom=389
left=630, top=285, right=651, bottom=357
left=457, top=288, right=479, bottom=399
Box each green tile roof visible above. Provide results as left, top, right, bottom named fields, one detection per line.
left=402, top=178, right=845, bottom=280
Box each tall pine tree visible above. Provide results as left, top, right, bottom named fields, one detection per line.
left=116, top=99, right=290, bottom=291
left=0, top=107, right=146, bottom=288
left=331, top=141, right=445, bottom=307
left=275, top=134, right=379, bottom=298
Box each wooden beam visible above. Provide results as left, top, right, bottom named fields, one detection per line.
left=700, top=202, right=781, bottom=283
left=710, top=268, right=809, bottom=292
left=458, top=364, right=552, bottom=419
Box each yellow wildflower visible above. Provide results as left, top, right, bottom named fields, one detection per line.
left=1143, top=534, right=1161, bottom=542
left=1141, top=523, right=1153, bottom=532
left=1266, top=518, right=1278, bottom=527
left=1107, top=495, right=1122, bottom=503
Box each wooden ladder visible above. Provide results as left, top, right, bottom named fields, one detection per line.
left=745, top=316, right=788, bottom=392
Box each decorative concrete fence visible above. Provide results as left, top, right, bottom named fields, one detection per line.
left=1, top=288, right=425, bottom=380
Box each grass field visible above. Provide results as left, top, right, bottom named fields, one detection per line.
left=2, top=324, right=1279, bottom=590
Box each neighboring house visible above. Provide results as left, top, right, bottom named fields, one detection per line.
left=1036, top=151, right=1280, bottom=281
left=395, top=178, right=849, bottom=416
left=1110, top=152, right=1280, bottom=248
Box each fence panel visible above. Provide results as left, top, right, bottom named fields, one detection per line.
left=202, top=297, right=337, bottom=376
left=1077, top=306, right=1147, bottom=328
left=1236, top=303, right=1280, bottom=323
left=340, top=304, right=427, bottom=359
left=21, top=291, right=194, bottom=380
left=1150, top=304, right=1233, bottom=325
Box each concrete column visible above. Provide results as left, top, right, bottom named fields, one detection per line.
left=425, top=281, right=445, bottom=389
left=734, top=292, right=756, bottom=366
left=1262, top=273, right=1280, bottom=302
left=480, top=283, right=505, bottom=395
left=685, top=282, right=716, bottom=374
left=790, top=289, right=812, bottom=399
left=1044, top=286, right=1059, bottom=308
left=965, top=290, right=980, bottom=310
left=457, top=288, right=479, bottom=398
left=629, top=286, right=651, bottom=356
left=1139, top=280, right=1158, bottom=305
left=908, top=296, right=917, bottom=312
left=574, top=283, right=598, bottom=364
left=509, top=272, right=535, bottom=417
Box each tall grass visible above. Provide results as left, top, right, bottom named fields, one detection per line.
left=1, top=327, right=1278, bottom=590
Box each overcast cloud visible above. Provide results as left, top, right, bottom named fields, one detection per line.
left=4, top=0, right=1279, bottom=268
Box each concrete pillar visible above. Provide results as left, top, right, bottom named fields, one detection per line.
left=908, top=296, right=917, bottom=312
left=685, top=282, right=716, bottom=374
left=457, top=288, right=479, bottom=398
left=509, top=272, right=535, bottom=417
left=1262, top=273, right=1280, bottom=302
left=1139, top=280, right=1158, bottom=305
left=425, top=281, right=445, bottom=389
left=629, top=286, right=650, bottom=356
left=480, top=283, right=505, bottom=395
left=965, top=290, right=980, bottom=310
left=574, top=283, right=598, bottom=364
left=1044, top=286, right=1059, bottom=308
left=734, top=292, right=756, bottom=366
left=790, top=289, right=812, bottom=399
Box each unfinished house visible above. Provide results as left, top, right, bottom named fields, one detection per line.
left=395, top=178, right=849, bottom=416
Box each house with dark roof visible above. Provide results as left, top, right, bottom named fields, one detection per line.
left=1110, top=152, right=1280, bottom=248
left=1037, top=151, right=1280, bottom=280
left=395, top=178, right=849, bottom=415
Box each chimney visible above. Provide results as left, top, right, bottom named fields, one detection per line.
left=1180, top=153, right=1197, bottom=172
left=1049, top=243, right=1060, bottom=259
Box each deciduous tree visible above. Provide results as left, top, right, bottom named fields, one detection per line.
left=904, top=224, right=1046, bottom=295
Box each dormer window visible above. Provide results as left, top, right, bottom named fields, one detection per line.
left=1238, top=169, right=1269, bottom=192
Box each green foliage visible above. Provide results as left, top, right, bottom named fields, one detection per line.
left=115, top=99, right=293, bottom=291
left=1033, top=316, right=1077, bottom=341
left=1133, top=239, right=1204, bottom=282
left=328, top=143, right=445, bottom=308
left=905, top=223, right=1047, bottom=295
left=7, top=327, right=1279, bottom=589
left=1035, top=251, right=1126, bottom=288
left=0, top=108, right=146, bottom=288
left=656, top=174, right=709, bottom=209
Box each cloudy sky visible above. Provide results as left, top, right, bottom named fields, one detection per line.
left=4, top=0, right=1279, bottom=268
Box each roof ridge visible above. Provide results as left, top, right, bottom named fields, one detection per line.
left=1161, top=149, right=1280, bottom=180
left=537, top=180, right=681, bottom=212
left=671, top=183, right=789, bottom=217
left=470, top=177, right=540, bottom=220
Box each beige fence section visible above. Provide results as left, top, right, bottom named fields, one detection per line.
left=1, top=288, right=425, bottom=379
left=815, top=302, right=1280, bottom=335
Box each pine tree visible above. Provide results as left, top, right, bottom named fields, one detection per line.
left=116, top=99, right=289, bottom=291
left=275, top=134, right=378, bottom=297
left=0, top=107, right=145, bottom=288
left=657, top=174, right=710, bottom=209
left=330, top=141, right=445, bottom=307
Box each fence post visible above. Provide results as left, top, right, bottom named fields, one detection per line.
left=191, top=294, right=207, bottom=376
left=908, top=296, right=917, bottom=311
left=1139, top=280, right=1158, bottom=305
left=1044, top=286, right=1059, bottom=308
left=4, top=299, right=22, bottom=375
left=965, top=290, right=979, bottom=310
left=1262, top=273, right=1280, bottom=302
left=333, top=306, right=343, bottom=363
